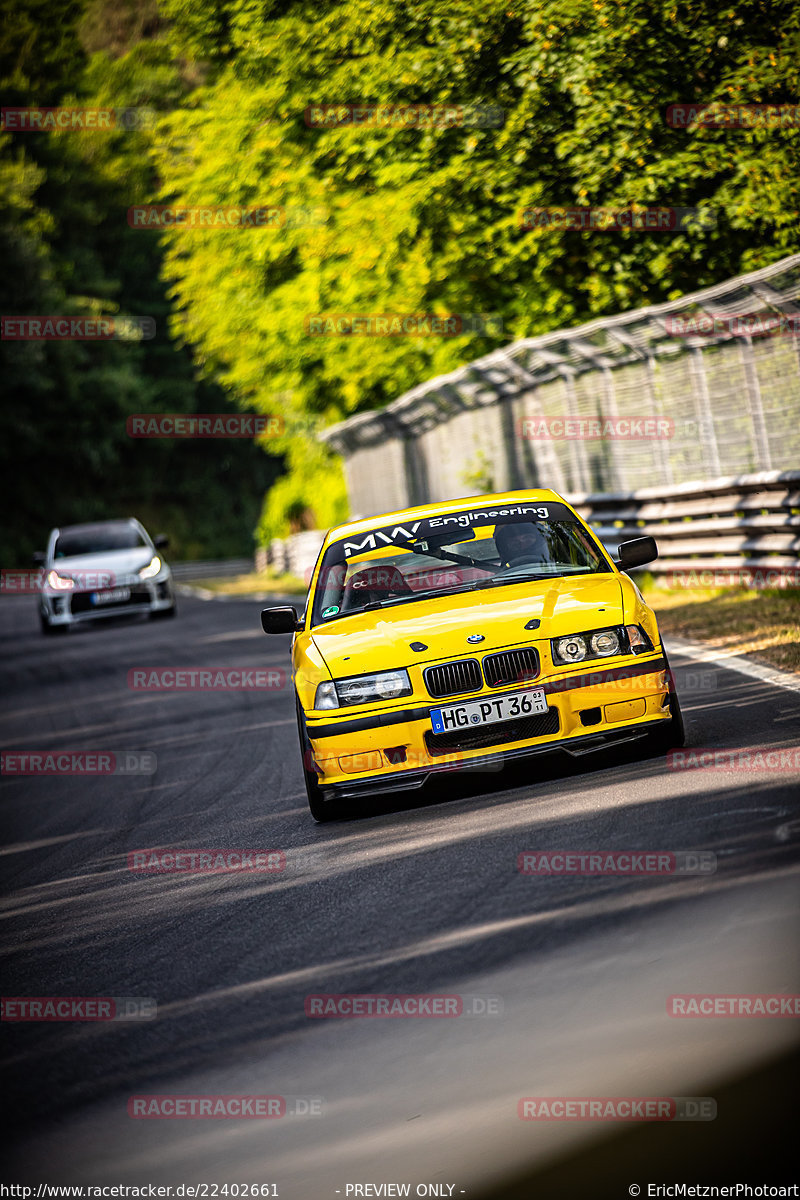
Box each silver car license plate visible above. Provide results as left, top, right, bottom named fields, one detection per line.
left=91, top=587, right=131, bottom=605
left=430, top=687, right=548, bottom=734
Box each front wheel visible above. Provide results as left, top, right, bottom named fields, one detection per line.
left=650, top=691, right=686, bottom=753
left=40, top=613, right=66, bottom=636
left=295, top=695, right=339, bottom=822
left=649, top=657, right=685, bottom=753
left=150, top=603, right=176, bottom=620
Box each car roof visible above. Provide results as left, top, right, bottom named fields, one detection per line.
left=55, top=519, right=139, bottom=534
left=323, top=488, right=567, bottom=544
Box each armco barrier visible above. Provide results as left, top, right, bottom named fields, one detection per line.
left=571, top=469, right=800, bottom=574
left=169, top=474, right=800, bottom=586
left=260, top=529, right=326, bottom=581
left=170, top=558, right=254, bottom=581
left=264, top=469, right=800, bottom=583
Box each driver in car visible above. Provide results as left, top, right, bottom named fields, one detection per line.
left=494, top=521, right=551, bottom=568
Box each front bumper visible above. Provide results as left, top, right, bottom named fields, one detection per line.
left=305, top=654, right=672, bottom=800
left=323, top=719, right=667, bottom=800
left=40, top=574, right=174, bottom=625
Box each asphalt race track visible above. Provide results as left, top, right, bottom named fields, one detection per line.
left=2, top=591, right=799, bottom=1196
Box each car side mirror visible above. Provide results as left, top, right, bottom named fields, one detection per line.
left=261, top=606, right=302, bottom=634
left=153, top=534, right=169, bottom=550
left=32, top=551, right=46, bottom=566
left=614, top=536, right=658, bottom=569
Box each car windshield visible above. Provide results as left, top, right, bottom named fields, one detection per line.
left=54, top=524, right=148, bottom=558
left=311, top=501, right=611, bottom=625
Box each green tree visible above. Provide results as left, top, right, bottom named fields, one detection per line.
left=1, top=0, right=281, bottom=563
left=154, top=0, right=799, bottom=538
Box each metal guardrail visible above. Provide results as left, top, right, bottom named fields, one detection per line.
left=570, top=469, right=800, bottom=575
left=261, top=530, right=326, bottom=582
left=172, top=467, right=800, bottom=587
left=265, top=469, right=800, bottom=584
left=170, top=558, right=254, bottom=581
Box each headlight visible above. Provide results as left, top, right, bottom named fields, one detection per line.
left=625, top=624, right=653, bottom=654
left=553, top=635, right=587, bottom=663
left=590, top=630, right=620, bottom=656
left=552, top=625, right=650, bottom=666
left=314, top=669, right=412, bottom=710
left=314, top=681, right=339, bottom=710
left=139, top=555, right=162, bottom=579
left=46, top=570, right=74, bottom=591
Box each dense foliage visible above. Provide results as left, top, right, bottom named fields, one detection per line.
left=0, top=0, right=280, bottom=563
left=3, top=0, right=798, bottom=553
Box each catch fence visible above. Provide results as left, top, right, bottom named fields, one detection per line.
left=320, top=254, right=800, bottom=517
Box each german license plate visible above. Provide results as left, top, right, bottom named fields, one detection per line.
left=430, top=687, right=548, bottom=734
left=91, top=587, right=131, bottom=605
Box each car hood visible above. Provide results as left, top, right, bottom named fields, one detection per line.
left=47, top=548, right=157, bottom=584
left=310, top=574, right=624, bottom=677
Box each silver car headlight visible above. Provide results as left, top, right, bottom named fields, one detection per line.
left=139, top=555, right=162, bottom=580
left=314, top=669, right=412, bottom=710
left=46, top=570, right=74, bottom=591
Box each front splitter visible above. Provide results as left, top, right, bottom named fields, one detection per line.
left=321, top=717, right=668, bottom=802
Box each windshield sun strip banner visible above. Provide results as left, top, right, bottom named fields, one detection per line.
left=336, top=502, right=577, bottom=559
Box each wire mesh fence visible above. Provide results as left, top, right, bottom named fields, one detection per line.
left=321, top=254, right=800, bottom=518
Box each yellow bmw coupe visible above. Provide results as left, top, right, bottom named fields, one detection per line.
left=261, top=490, right=684, bottom=821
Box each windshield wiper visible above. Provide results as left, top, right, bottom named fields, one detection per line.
left=355, top=573, right=551, bottom=609
left=471, top=571, right=556, bottom=587
left=349, top=581, right=492, bottom=614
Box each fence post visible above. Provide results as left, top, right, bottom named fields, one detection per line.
left=563, top=371, right=591, bottom=492
left=318, top=255, right=800, bottom=507
left=688, top=348, right=722, bottom=477
left=646, top=353, right=674, bottom=487
left=600, top=365, right=626, bottom=490
left=738, top=336, right=773, bottom=471
left=501, top=356, right=567, bottom=493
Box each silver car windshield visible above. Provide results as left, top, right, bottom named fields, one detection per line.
left=54, top=524, right=148, bottom=557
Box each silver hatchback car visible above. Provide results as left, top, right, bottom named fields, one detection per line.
left=35, top=518, right=176, bottom=634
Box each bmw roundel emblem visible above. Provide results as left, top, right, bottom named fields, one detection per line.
left=467, top=634, right=485, bottom=644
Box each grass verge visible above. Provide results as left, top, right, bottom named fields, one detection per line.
left=643, top=583, right=800, bottom=674
left=185, top=571, right=307, bottom=596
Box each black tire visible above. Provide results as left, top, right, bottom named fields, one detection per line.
left=649, top=689, right=685, bottom=753
left=295, top=694, right=339, bottom=822
left=40, top=613, right=66, bottom=635
left=649, top=652, right=686, bottom=753
left=150, top=603, right=177, bottom=620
